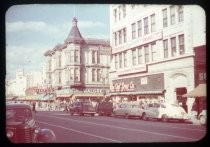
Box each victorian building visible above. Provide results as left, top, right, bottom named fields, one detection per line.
left=44, top=17, right=111, bottom=101
left=109, top=5, right=206, bottom=113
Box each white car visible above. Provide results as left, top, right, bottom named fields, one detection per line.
left=198, top=110, right=206, bottom=125
left=113, top=103, right=144, bottom=119
left=141, top=102, right=189, bottom=122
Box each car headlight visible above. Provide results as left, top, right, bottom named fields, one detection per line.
left=7, top=130, right=14, bottom=138
left=34, top=127, right=41, bottom=134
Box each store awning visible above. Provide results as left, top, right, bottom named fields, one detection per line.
left=108, top=90, right=165, bottom=96
left=182, top=83, right=206, bottom=97
left=56, top=94, right=74, bottom=99
left=72, top=93, right=103, bottom=99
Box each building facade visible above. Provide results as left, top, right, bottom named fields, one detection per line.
left=44, top=17, right=111, bottom=101
left=109, top=5, right=206, bottom=113
left=6, top=68, right=27, bottom=98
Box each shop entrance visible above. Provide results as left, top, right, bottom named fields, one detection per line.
left=176, top=87, right=187, bottom=112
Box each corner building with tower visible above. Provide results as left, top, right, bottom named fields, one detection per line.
left=44, top=17, right=111, bottom=102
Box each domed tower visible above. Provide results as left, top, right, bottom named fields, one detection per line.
left=65, top=17, right=85, bottom=44
left=65, top=17, right=85, bottom=89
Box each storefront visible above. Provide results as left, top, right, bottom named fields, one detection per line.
left=182, top=45, right=206, bottom=115
left=109, top=73, right=165, bottom=103
left=55, top=87, right=109, bottom=102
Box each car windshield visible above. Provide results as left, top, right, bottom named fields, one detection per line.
left=6, top=108, right=33, bottom=122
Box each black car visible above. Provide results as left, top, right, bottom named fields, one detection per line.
left=69, top=101, right=96, bottom=116
left=97, top=101, right=113, bottom=116
left=6, top=103, right=56, bottom=143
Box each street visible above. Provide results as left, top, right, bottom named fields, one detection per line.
left=34, top=111, right=206, bottom=143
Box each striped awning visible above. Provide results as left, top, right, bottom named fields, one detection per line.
left=72, top=93, right=103, bottom=99
left=108, top=90, right=164, bottom=96
left=182, top=84, right=206, bottom=97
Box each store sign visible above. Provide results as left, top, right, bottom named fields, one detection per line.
left=118, top=64, right=147, bottom=76
left=113, top=31, right=162, bottom=54
left=84, top=89, right=103, bottom=94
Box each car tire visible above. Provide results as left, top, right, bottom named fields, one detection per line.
left=113, top=112, right=117, bottom=117
left=142, top=113, right=147, bottom=121
left=199, top=115, right=206, bottom=125
left=161, top=114, right=168, bottom=122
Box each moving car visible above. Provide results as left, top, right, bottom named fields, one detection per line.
left=97, top=101, right=113, bottom=116
left=69, top=101, right=96, bottom=116
left=141, top=102, right=189, bottom=122
left=198, top=109, right=207, bottom=125
left=113, top=103, right=144, bottom=119
left=6, top=103, right=56, bottom=143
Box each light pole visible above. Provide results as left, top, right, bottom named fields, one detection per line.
left=100, top=72, right=107, bottom=101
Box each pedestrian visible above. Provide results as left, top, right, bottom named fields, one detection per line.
left=32, top=101, right=36, bottom=113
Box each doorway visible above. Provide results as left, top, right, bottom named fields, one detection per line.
left=176, top=87, right=187, bottom=112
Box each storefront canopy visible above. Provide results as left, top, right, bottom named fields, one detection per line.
left=182, top=83, right=206, bottom=97
left=108, top=90, right=165, bottom=96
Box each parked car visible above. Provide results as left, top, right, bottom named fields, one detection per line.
left=113, top=103, right=144, bottom=119
left=141, top=102, right=190, bottom=122
left=69, top=101, right=96, bottom=116
left=198, top=109, right=206, bottom=125
left=97, top=101, right=113, bottom=116
left=6, top=103, right=56, bottom=143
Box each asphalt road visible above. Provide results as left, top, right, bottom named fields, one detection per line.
left=34, top=111, right=206, bottom=143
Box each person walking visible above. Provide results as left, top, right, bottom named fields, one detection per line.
left=32, top=101, right=36, bottom=113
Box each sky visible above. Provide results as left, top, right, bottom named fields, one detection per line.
left=6, top=4, right=110, bottom=79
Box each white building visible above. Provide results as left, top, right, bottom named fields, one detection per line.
left=109, top=5, right=206, bottom=113
left=26, top=71, right=43, bottom=88
left=6, top=68, right=27, bottom=97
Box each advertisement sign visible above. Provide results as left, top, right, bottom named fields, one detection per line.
left=112, top=31, right=162, bottom=54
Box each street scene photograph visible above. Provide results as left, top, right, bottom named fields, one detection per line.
left=5, top=4, right=206, bottom=143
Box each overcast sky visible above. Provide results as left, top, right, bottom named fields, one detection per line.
left=6, top=4, right=110, bottom=79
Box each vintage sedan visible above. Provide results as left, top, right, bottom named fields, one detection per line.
left=141, top=102, right=190, bottom=122
left=113, top=103, right=144, bottom=119
left=69, top=101, right=96, bottom=116
left=97, top=101, right=113, bottom=116
left=6, top=103, right=56, bottom=143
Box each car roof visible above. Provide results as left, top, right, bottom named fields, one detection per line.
left=6, top=103, right=32, bottom=109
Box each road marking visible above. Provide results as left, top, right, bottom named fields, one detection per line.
left=37, top=114, right=199, bottom=141
left=36, top=120, right=122, bottom=143
left=89, top=116, right=206, bottom=132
